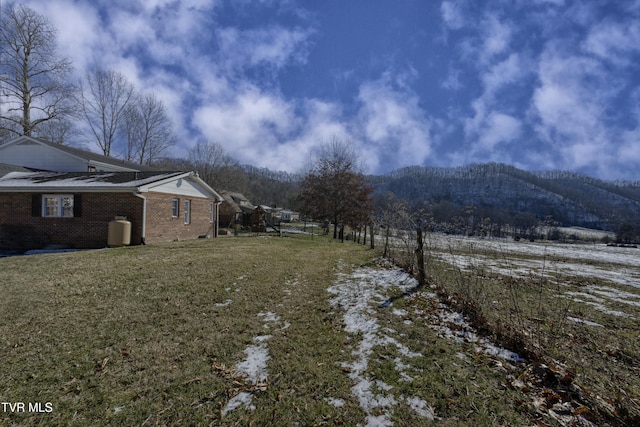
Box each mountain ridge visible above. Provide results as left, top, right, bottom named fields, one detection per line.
left=368, top=162, right=640, bottom=231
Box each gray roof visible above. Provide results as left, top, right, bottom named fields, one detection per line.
left=0, top=170, right=223, bottom=201
left=220, top=190, right=255, bottom=214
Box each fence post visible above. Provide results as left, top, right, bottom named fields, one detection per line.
left=415, top=222, right=426, bottom=289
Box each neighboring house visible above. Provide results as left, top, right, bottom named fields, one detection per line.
left=280, top=209, right=300, bottom=222
left=219, top=191, right=255, bottom=228
left=0, top=135, right=157, bottom=172
left=0, top=170, right=222, bottom=250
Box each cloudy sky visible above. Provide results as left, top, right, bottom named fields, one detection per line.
left=20, top=0, right=640, bottom=180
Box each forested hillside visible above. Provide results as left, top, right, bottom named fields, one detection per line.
left=195, top=157, right=639, bottom=236
left=369, top=163, right=640, bottom=232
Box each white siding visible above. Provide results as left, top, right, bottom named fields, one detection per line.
left=146, top=177, right=213, bottom=198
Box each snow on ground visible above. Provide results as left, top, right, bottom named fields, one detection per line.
left=328, top=263, right=433, bottom=426
left=328, top=261, right=526, bottom=425
left=223, top=311, right=285, bottom=415
left=427, top=234, right=639, bottom=269
left=418, top=302, right=525, bottom=365
left=423, top=235, right=640, bottom=321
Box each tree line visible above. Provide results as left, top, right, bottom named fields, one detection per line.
left=0, top=3, right=173, bottom=165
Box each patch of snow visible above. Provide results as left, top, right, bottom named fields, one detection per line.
left=215, top=299, right=233, bottom=307
left=326, top=397, right=346, bottom=408
left=563, top=296, right=632, bottom=318
left=404, top=396, right=435, bottom=420
left=224, top=310, right=288, bottom=415
left=428, top=302, right=525, bottom=363
left=236, top=342, right=270, bottom=384
left=258, top=311, right=280, bottom=323
left=222, top=392, right=255, bottom=415
left=392, top=308, right=407, bottom=316
left=567, top=316, right=604, bottom=327
left=329, top=262, right=430, bottom=425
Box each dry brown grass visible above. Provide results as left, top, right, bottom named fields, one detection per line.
left=2, top=234, right=605, bottom=426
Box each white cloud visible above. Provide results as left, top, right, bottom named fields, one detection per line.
left=463, top=53, right=529, bottom=158
left=583, top=19, right=640, bottom=65
left=479, top=14, right=512, bottom=64
left=530, top=45, right=616, bottom=172
left=193, top=85, right=294, bottom=148
left=478, top=112, right=522, bottom=151
left=482, top=53, right=526, bottom=96
left=441, top=0, right=465, bottom=30
left=441, top=68, right=463, bottom=90
left=27, top=0, right=105, bottom=75
left=216, top=26, right=313, bottom=71
left=356, top=74, right=433, bottom=173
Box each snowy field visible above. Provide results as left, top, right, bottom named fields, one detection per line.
left=424, top=234, right=640, bottom=320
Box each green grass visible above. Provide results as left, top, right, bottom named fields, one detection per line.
left=4, top=234, right=629, bottom=426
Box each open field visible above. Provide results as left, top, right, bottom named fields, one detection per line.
left=419, top=234, right=640, bottom=424
left=1, top=234, right=639, bottom=426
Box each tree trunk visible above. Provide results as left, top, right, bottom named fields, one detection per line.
left=370, top=223, right=375, bottom=249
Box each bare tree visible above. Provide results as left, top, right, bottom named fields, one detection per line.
left=187, top=140, right=242, bottom=190
left=33, top=116, right=76, bottom=144
left=122, top=92, right=174, bottom=165
left=0, top=3, right=75, bottom=137
left=299, top=138, right=373, bottom=240
left=79, top=69, right=134, bottom=156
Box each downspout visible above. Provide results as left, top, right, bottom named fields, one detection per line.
left=215, top=200, right=222, bottom=237
left=133, top=192, right=147, bottom=245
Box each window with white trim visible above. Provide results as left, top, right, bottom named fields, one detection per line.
left=172, top=198, right=180, bottom=217
left=210, top=202, right=215, bottom=223
left=42, top=194, right=74, bottom=218
left=184, top=199, right=191, bottom=224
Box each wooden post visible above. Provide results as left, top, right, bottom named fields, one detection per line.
left=415, top=222, right=426, bottom=289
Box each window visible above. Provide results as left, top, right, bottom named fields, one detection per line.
left=210, top=202, right=215, bottom=223
left=172, top=198, right=180, bottom=217
left=42, top=195, right=74, bottom=218
left=184, top=199, right=191, bottom=224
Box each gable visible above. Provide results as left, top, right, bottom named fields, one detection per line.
left=0, top=139, right=88, bottom=171
left=0, top=136, right=148, bottom=172
left=143, top=176, right=217, bottom=199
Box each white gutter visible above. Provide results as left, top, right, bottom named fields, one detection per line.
left=216, top=200, right=222, bottom=237
left=133, top=192, right=147, bottom=244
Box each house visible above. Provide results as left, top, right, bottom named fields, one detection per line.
left=0, top=135, right=225, bottom=249
left=0, top=135, right=157, bottom=172
left=0, top=171, right=222, bottom=250
left=219, top=191, right=255, bottom=228
left=280, top=209, right=300, bottom=222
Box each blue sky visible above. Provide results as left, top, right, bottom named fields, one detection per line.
left=23, top=0, right=640, bottom=180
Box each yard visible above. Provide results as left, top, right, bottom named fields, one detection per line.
left=1, top=234, right=638, bottom=426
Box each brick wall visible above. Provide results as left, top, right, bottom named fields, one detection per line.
left=144, top=192, right=216, bottom=244
left=0, top=192, right=217, bottom=250
left=0, top=192, right=143, bottom=249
